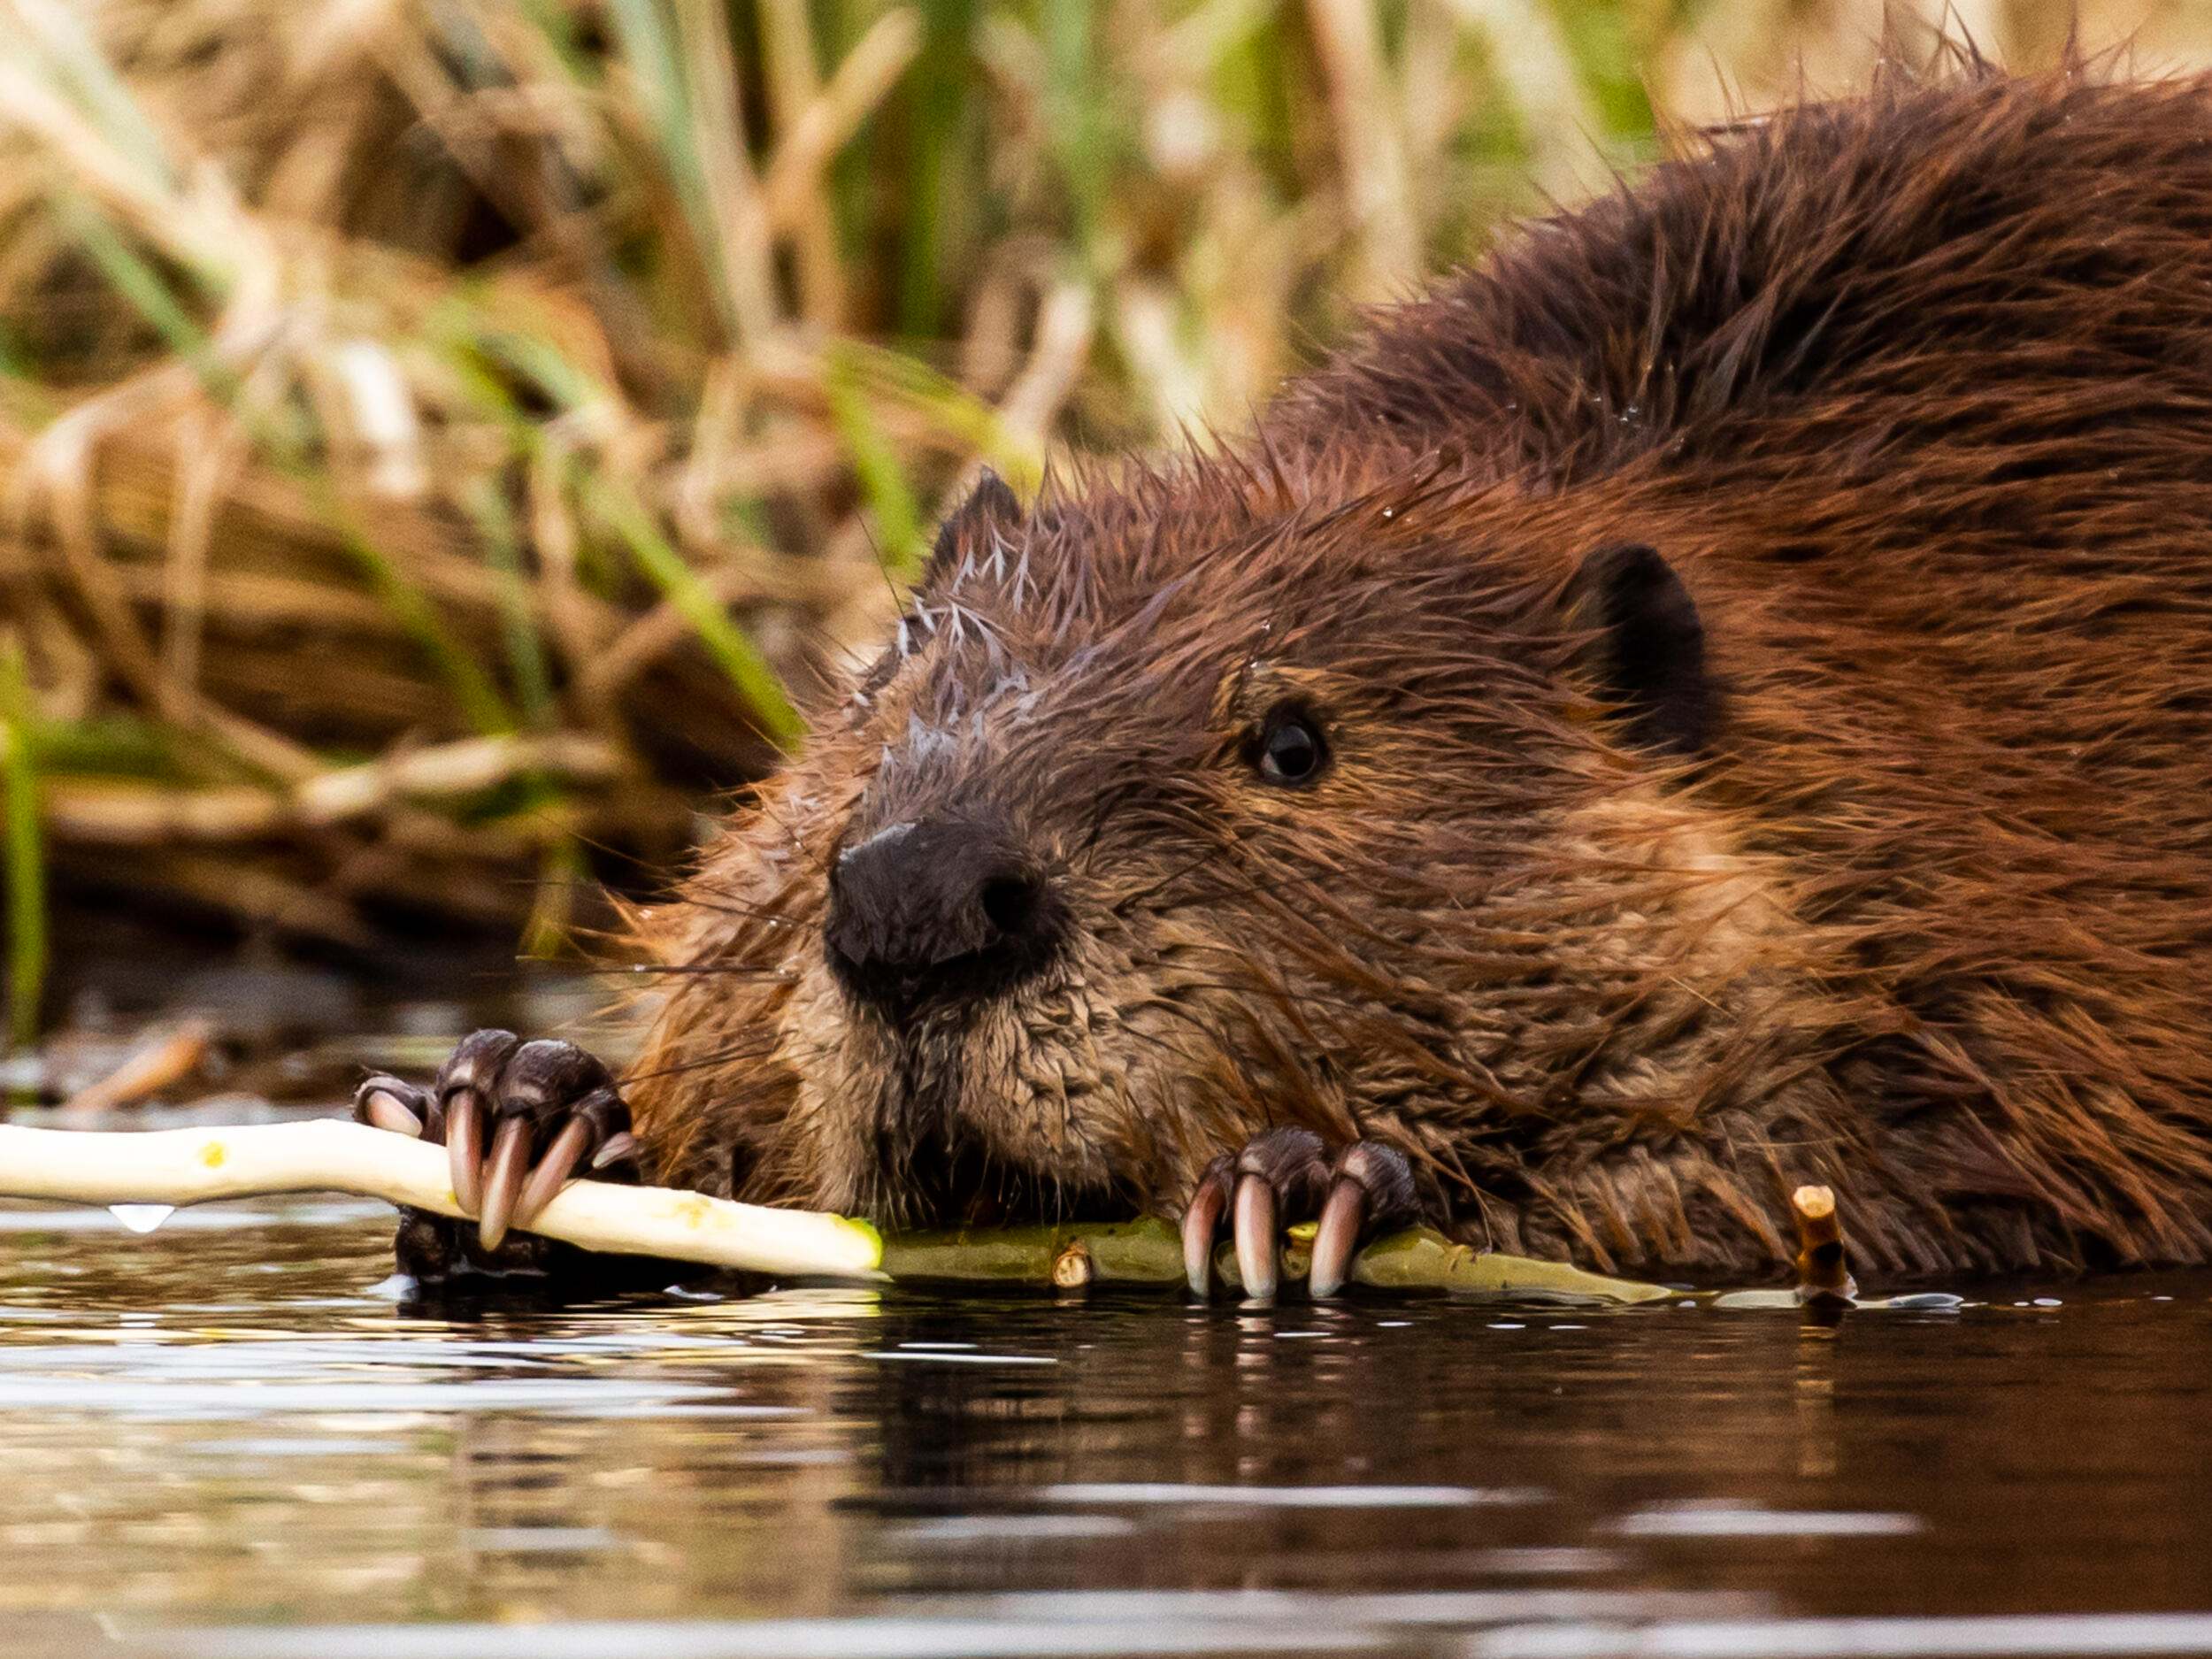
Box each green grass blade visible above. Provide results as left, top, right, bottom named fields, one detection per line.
left=606, top=0, right=693, bottom=151
left=825, top=342, right=926, bottom=580
left=895, top=0, right=977, bottom=336
left=328, top=511, right=517, bottom=737
left=465, top=480, right=557, bottom=730
left=509, top=0, right=587, bottom=73
left=1550, top=0, right=1658, bottom=143
left=608, top=0, right=758, bottom=340
left=1041, top=0, right=1109, bottom=273
left=841, top=340, right=1042, bottom=495
left=12, top=0, right=176, bottom=193
left=580, top=469, right=803, bottom=749
left=0, top=644, right=48, bottom=1056
left=55, top=192, right=235, bottom=396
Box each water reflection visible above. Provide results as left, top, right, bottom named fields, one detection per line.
left=1, top=1201, right=2209, bottom=1656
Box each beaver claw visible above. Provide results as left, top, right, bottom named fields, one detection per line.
left=1180, top=1128, right=1417, bottom=1303
left=352, top=1029, right=637, bottom=1254
left=1307, top=1141, right=1421, bottom=1298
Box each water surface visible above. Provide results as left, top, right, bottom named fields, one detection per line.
left=2, top=1188, right=2209, bottom=1658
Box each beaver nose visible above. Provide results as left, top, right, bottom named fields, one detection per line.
left=825, top=817, right=1060, bottom=1005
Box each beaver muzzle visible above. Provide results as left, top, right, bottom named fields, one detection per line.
left=824, top=814, right=1065, bottom=1012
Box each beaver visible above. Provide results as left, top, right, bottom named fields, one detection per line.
left=352, top=61, right=2212, bottom=1292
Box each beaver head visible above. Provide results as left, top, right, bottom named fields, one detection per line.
left=631, top=453, right=1834, bottom=1242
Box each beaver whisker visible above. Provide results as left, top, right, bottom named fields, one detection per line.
left=667, top=873, right=803, bottom=917
left=608, top=964, right=802, bottom=980
left=1098, top=844, right=1239, bottom=914
left=617, top=1037, right=791, bottom=1087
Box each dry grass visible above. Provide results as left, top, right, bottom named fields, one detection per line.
left=0, top=0, right=2201, bottom=1033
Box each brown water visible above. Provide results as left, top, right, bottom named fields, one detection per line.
left=3, top=1168, right=2211, bottom=1657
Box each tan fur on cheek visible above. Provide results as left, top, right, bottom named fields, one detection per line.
left=1558, top=783, right=1807, bottom=989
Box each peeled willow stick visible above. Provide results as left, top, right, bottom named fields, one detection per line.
left=0, top=1120, right=1673, bottom=1302
left=0, top=1120, right=884, bottom=1280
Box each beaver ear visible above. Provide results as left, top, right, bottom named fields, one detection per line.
left=926, top=470, right=1023, bottom=584
left=1567, top=542, right=1713, bottom=756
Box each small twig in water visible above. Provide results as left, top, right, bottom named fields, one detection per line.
left=1792, top=1183, right=1857, bottom=1306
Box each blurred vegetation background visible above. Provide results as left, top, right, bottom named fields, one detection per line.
left=0, top=0, right=2203, bottom=1045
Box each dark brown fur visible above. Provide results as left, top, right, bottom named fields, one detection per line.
left=624, top=62, right=2212, bottom=1278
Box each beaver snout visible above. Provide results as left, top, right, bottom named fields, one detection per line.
left=824, top=816, right=1064, bottom=1010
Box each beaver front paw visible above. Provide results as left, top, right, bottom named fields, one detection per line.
left=1179, top=1127, right=1418, bottom=1302
left=353, top=1029, right=639, bottom=1265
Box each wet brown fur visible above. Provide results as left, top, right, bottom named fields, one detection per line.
left=623, top=60, right=2212, bottom=1278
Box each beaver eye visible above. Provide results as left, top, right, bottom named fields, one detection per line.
left=1253, top=706, right=1328, bottom=787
